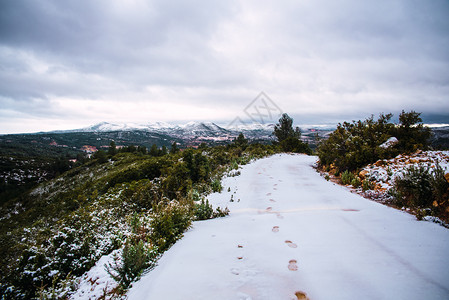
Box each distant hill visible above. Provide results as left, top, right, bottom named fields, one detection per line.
left=431, top=126, right=449, bottom=149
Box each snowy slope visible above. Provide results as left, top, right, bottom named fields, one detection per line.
left=127, top=154, right=449, bottom=300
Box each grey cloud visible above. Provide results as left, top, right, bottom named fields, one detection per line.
left=0, top=0, right=448, bottom=133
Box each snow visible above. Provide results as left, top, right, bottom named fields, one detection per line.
left=360, top=151, right=449, bottom=191
left=70, top=249, right=120, bottom=300
left=127, top=154, right=449, bottom=300
left=379, top=137, right=398, bottom=149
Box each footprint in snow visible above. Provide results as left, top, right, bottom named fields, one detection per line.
left=266, top=192, right=272, bottom=196
left=294, top=291, right=310, bottom=299
left=285, top=240, right=298, bottom=248
left=272, top=226, right=279, bottom=233
left=269, top=198, right=276, bottom=202
left=266, top=207, right=273, bottom=212
left=288, top=259, right=298, bottom=271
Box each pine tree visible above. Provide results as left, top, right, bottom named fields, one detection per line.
left=149, top=144, right=159, bottom=156
left=161, top=145, right=168, bottom=155
left=234, top=133, right=248, bottom=149
left=170, top=142, right=179, bottom=154
left=273, top=113, right=300, bottom=142
left=108, top=141, right=117, bottom=156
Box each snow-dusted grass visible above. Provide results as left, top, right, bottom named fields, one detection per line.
left=127, top=154, right=449, bottom=300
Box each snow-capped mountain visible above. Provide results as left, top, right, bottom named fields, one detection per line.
left=81, top=122, right=149, bottom=132
left=178, top=122, right=230, bottom=137
left=46, top=121, right=335, bottom=147
left=65, top=121, right=238, bottom=137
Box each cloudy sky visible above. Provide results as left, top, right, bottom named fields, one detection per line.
left=1, top=0, right=448, bottom=133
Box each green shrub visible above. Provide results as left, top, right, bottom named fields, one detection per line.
left=189, top=189, right=201, bottom=202
left=279, top=136, right=312, bottom=154
left=390, top=163, right=448, bottom=212
left=149, top=201, right=192, bottom=252
left=391, top=164, right=433, bottom=208
left=211, top=179, right=223, bottom=193
left=362, top=179, right=375, bottom=191
left=213, top=206, right=230, bottom=218
left=430, top=163, right=449, bottom=207
left=194, top=199, right=214, bottom=220
left=351, top=177, right=362, bottom=188
left=230, top=160, right=239, bottom=170
left=106, top=240, right=158, bottom=289
left=341, top=170, right=355, bottom=185
left=317, top=111, right=431, bottom=173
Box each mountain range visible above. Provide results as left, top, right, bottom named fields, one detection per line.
left=48, top=121, right=333, bottom=145
left=53, top=121, right=275, bottom=136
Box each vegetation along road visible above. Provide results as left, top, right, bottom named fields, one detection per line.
left=128, top=154, right=449, bottom=300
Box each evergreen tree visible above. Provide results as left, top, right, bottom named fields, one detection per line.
left=395, top=110, right=431, bottom=152
left=273, top=113, right=310, bottom=154
left=93, top=150, right=108, bottom=163
left=234, top=133, right=248, bottom=149
left=149, top=144, right=159, bottom=156
left=273, top=113, right=300, bottom=142
left=170, top=142, right=179, bottom=154
left=108, top=141, right=117, bottom=156
left=138, top=146, right=147, bottom=155
left=161, top=145, right=168, bottom=155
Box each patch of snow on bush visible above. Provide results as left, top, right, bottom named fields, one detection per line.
left=379, top=137, right=398, bottom=149
left=70, top=249, right=120, bottom=300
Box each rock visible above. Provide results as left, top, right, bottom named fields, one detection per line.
left=359, top=170, right=369, bottom=179
left=374, top=160, right=384, bottom=167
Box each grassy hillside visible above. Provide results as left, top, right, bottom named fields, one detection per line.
left=0, top=142, right=278, bottom=298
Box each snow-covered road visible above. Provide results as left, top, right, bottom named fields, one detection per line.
left=128, top=154, right=449, bottom=300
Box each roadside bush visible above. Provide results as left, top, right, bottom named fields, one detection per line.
left=106, top=240, right=158, bottom=289
left=149, top=201, right=192, bottom=252
left=279, top=137, right=312, bottom=154
left=362, top=179, right=375, bottom=191
left=431, top=163, right=449, bottom=207
left=351, top=177, right=362, bottom=188
left=391, top=163, right=448, bottom=211
left=211, top=179, right=223, bottom=193
left=391, top=164, right=433, bottom=208
left=194, top=199, right=214, bottom=220
left=341, top=170, right=355, bottom=185
left=317, top=111, right=431, bottom=173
